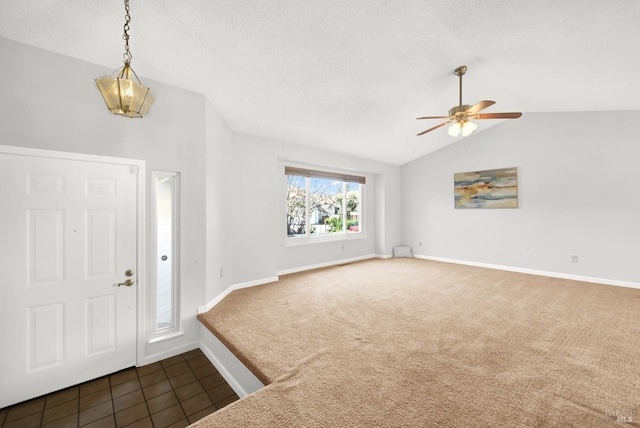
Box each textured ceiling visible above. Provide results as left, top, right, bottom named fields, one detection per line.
left=1, top=1, right=639, bottom=165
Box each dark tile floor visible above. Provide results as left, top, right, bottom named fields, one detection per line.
left=0, top=348, right=239, bottom=428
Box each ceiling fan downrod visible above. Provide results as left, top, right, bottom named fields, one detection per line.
left=455, top=65, right=466, bottom=107
left=450, top=65, right=470, bottom=116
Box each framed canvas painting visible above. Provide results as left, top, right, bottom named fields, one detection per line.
left=454, top=167, right=518, bottom=209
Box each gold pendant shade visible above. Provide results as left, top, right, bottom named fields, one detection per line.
left=96, top=63, right=154, bottom=118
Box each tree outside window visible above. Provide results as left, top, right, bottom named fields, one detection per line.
left=286, top=173, right=362, bottom=238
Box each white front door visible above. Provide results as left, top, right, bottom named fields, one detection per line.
left=0, top=149, right=140, bottom=408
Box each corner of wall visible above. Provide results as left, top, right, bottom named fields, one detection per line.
left=204, top=98, right=236, bottom=302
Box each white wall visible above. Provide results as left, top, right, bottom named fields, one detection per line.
left=231, top=133, right=402, bottom=282
left=205, top=99, right=235, bottom=302
left=402, top=111, right=640, bottom=283
left=0, top=38, right=208, bottom=361
left=375, top=171, right=403, bottom=257
left=229, top=133, right=280, bottom=283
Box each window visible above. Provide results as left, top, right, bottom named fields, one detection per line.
left=286, top=166, right=365, bottom=240
left=153, top=171, right=180, bottom=336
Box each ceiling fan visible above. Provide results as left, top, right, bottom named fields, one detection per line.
left=416, top=65, right=522, bottom=137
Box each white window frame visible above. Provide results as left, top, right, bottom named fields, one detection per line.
left=149, top=170, right=181, bottom=342
left=284, top=165, right=366, bottom=246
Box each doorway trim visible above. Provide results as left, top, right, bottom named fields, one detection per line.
left=0, top=144, right=146, bottom=367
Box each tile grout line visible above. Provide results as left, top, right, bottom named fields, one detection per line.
left=118, top=364, right=156, bottom=428
left=38, top=399, right=44, bottom=428
left=107, top=375, right=117, bottom=428
left=74, top=389, right=80, bottom=427
left=128, top=365, right=152, bottom=428
left=157, top=358, right=182, bottom=427
left=169, top=357, right=191, bottom=425
left=137, top=365, right=154, bottom=428
left=188, top=353, right=220, bottom=422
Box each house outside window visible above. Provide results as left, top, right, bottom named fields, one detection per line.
left=285, top=166, right=365, bottom=241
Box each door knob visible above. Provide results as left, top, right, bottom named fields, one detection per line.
left=117, top=279, right=134, bottom=287
left=125, top=269, right=134, bottom=277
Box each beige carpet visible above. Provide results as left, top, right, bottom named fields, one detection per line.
left=194, top=258, right=640, bottom=427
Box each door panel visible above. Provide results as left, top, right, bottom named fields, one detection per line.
left=28, top=209, right=64, bottom=284
left=86, top=209, right=116, bottom=278
left=0, top=152, right=139, bottom=407
left=27, top=303, right=64, bottom=370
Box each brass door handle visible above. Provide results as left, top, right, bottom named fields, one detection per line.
left=117, top=279, right=134, bottom=287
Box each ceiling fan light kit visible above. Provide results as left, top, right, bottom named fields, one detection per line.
left=447, top=120, right=477, bottom=137
left=417, top=65, right=522, bottom=137
left=96, top=0, right=155, bottom=118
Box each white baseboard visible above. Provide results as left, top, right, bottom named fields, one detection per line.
left=277, top=254, right=377, bottom=276
left=375, top=253, right=393, bottom=259
left=414, top=254, right=640, bottom=289
left=138, top=341, right=200, bottom=367
left=199, top=325, right=265, bottom=398
left=198, top=276, right=279, bottom=314
left=200, top=256, right=392, bottom=314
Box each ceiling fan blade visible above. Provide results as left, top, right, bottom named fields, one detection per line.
left=417, top=121, right=451, bottom=136
left=416, top=115, right=451, bottom=120
left=473, top=112, right=523, bottom=119
left=464, top=100, right=496, bottom=115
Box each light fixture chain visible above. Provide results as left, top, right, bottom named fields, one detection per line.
left=122, top=0, right=132, bottom=64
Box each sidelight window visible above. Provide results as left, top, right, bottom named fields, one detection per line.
left=153, top=171, right=180, bottom=335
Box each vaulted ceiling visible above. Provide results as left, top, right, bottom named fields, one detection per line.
left=1, top=1, right=638, bottom=164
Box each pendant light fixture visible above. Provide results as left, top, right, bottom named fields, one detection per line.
left=96, top=0, right=154, bottom=118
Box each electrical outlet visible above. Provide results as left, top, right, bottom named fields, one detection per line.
left=342, top=244, right=345, bottom=250
left=571, top=255, right=578, bottom=263
left=418, top=241, right=422, bottom=247
left=220, top=268, right=224, bottom=278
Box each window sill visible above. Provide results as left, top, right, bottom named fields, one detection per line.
left=283, top=233, right=367, bottom=247
left=148, top=330, right=184, bottom=344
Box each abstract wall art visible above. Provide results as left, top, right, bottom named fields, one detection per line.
left=454, top=167, right=518, bottom=209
